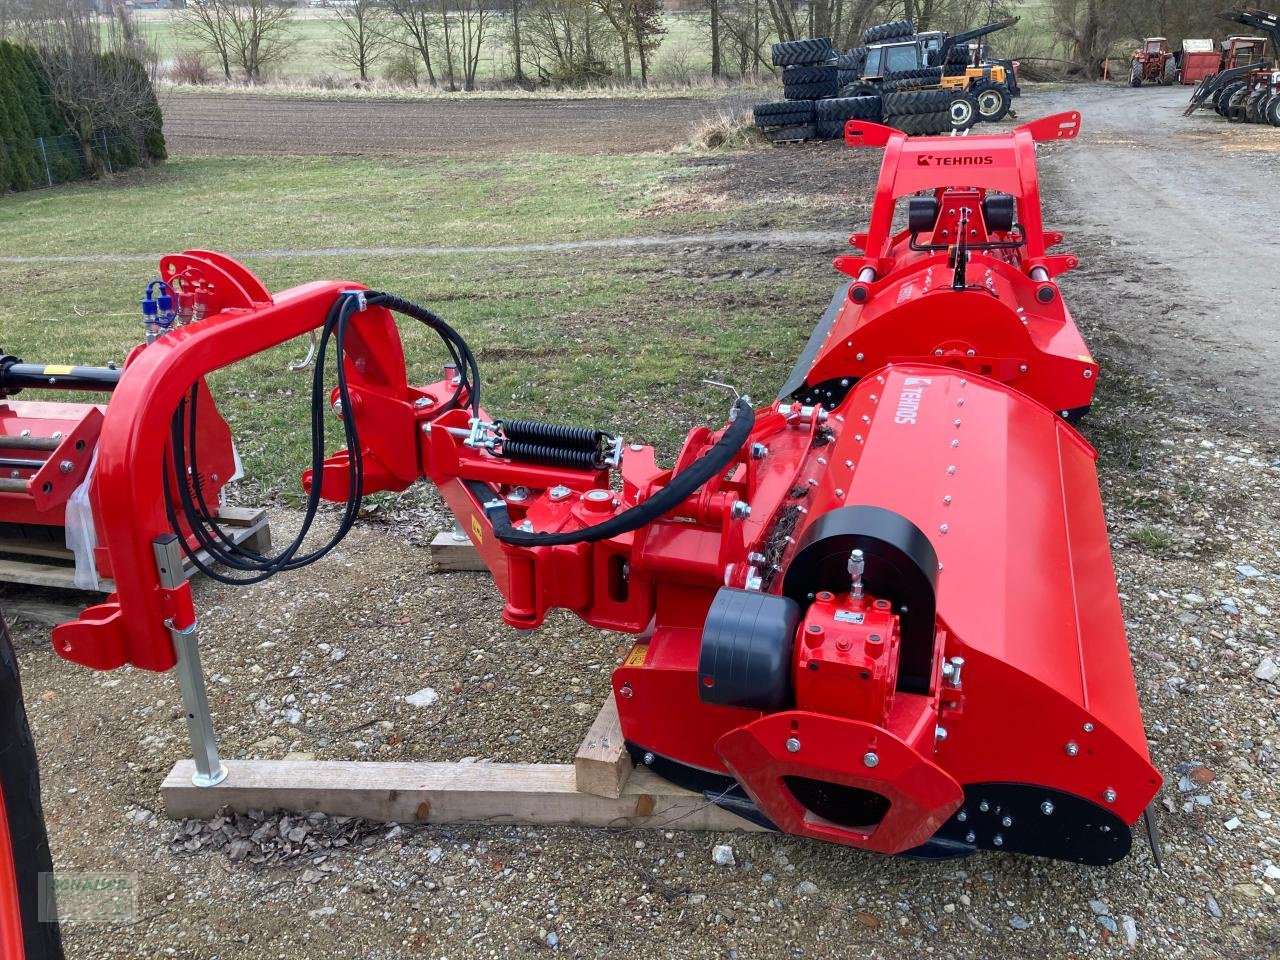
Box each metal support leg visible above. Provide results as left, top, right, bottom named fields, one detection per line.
left=153, top=537, right=227, bottom=788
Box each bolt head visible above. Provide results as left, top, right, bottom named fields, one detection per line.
left=642, top=751, right=654, bottom=765
left=993, top=833, right=1004, bottom=847
left=1065, top=741, right=1079, bottom=757
left=58, top=459, right=73, bottom=474
left=1103, top=788, right=1117, bottom=804
left=750, top=442, right=768, bottom=460
left=978, top=800, right=990, bottom=813
left=414, top=396, right=430, bottom=408
left=934, top=726, right=948, bottom=742
left=619, top=683, right=633, bottom=700
left=1083, top=369, right=1093, bottom=379
left=1001, top=815, right=1012, bottom=827
left=1040, top=800, right=1055, bottom=815
left=785, top=737, right=801, bottom=753
left=957, top=810, right=967, bottom=822
left=1082, top=722, right=1095, bottom=733
left=855, top=352, right=865, bottom=361
left=862, top=752, right=879, bottom=768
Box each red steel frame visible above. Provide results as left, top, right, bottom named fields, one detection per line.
left=46, top=116, right=1161, bottom=861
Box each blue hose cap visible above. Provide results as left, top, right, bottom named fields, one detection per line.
left=157, top=292, right=174, bottom=312
left=141, top=298, right=159, bottom=317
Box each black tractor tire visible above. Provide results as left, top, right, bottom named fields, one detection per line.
left=837, top=69, right=862, bottom=85
left=1226, top=86, right=1250, bottom=121
left=835, top=47, right=867, bottom=71
left=783, top=79, right=840, bottom=101
left=1245, top=89, right=1267, bottom=123
left=815, top=95, right=883, bottom=123
left=943, top=63, right=968, bottom=77
left=946, top=43, right=971, bottom=65
left=765, top=123, right=817, bottom=143
left=885, top=111, right=952, bottom=136
left=816, top=120, right=851, bottom=139
left=782, top=63, right=837, bottom=85
left=1214, top=81, right=1245, bottom=116
left=863, top=19, right=915, bottom=44
left=0, top=609, right=65, bottom=960
left=771, top=37, right=833, bottom=67
left=884, top=66, right=943, bottom=84
left=1266, top=94, right=1280, bottom=126
left=754, top=99, right=815, bottom=123
left=948, top=93, right=979, bottom=131
left=839, top=80, right=880, bottom=98
left=882, top=89, right=953, bottom=116
left=972, top=79, right=1012, bottom=122
left=1129, top=63, right=1143, bottom=87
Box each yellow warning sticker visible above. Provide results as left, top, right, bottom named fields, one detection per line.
left=623, top=644, right=649, bottom=668
left=1077, top=355, right=1094, bottom=364
left=43, top=364, right=74, bottom=376
left=470, top=514, right=483, bottom=544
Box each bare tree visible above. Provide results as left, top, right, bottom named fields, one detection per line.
left=226, top=0, right=297, bottom=82
left=437, top=0, right=490, bottom=90
left=330, top=0, right=391, bottom=81
left=176, top=0, right=238, bottom=80
left=12, top=0, right=163, bottom=174
left=385, top=0, right=439, bottom=86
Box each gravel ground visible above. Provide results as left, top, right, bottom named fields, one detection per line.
left=5, top=84, right=1280, bottom=959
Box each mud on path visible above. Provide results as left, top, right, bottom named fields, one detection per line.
left=161, top=89, right=758, bottom=157
left=1034, top=84, right=1280, bottom=437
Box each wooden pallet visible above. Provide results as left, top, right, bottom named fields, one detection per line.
left=0, top=505, right=271, bottom=596
left=163, top=694, right=764, bottom=837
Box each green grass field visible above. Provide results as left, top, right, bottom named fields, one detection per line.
left=0, top=150, right=822, bottom=502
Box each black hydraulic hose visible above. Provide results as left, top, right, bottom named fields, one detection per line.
left=363, top=292, right=481, bottom=418
left=477, top=397, right=755, bottom=547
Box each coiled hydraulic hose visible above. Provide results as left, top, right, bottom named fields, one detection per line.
left=473, top=396, right=755, bottom=548
left=164, top=290, right=482, bottom=584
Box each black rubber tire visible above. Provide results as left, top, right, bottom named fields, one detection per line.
left=1129, top=64, right=1143, bottom=87
left=1267, top=94, right=1280, bottom=126
left=946, top=43, right=971, bottom=65
left=765, top=123, right=816, bottom=143
left=839, top=80, right=879, bottom=98
left=882, top=89, right=953, bottom=116
left=782, top=63, right=836, bottom=85
left=837, top=69, right=861, bottom=85
left=880, top=77, right=931, bottom=93
left=1226, top=86, right=1249, bottom=121
left=884, top=66, right=942, bottom=84
left=948, top=93, right=979, bottom=131
left=0, top=610, right=65, bottom=960
left=862, top=19, right=915, bottom=44
left=972, top=79, right=1012, bottom=122
left=835, top=47, right=867, bottom=71
left=783, top=80, right=840, bottom=101
left=1245, top=89, right=1267, bottom=123
left=943, top=63, right=968, bottom=77
left=753, top=99, right=815, bottom=122
left=1213, top=81, right=1244, bottom=116
left=771, top=37, right=833, bottom=67
left=815, top=95, right=882, bottom=122
left=815, top=120, right=851, bottom=139
left=885, top=111, right=951, bottom=136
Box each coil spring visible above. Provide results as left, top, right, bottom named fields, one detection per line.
left=501, top=441, right=602, bottom=470
left=500, top=419, right=606, bottom=453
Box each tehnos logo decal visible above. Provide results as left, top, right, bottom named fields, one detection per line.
left=916, top=154, right=995, bottom=167
left=894, top=377, right=932, bottom=425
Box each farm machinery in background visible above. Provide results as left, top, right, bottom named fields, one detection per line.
left=1185, top=7, right=1280, bottom=125
left=753, top=16, right=1021, bottom=142
left=0, top=112, right=1164, bottom=953
left=1129, top=38, right=1177, bottom=85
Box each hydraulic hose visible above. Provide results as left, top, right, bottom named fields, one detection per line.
left=475, top=397, right=755, bottom=547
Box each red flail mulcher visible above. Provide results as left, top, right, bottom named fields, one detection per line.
left=1, top=113, right=1160, bottom=952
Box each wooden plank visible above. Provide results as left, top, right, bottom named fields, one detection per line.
left=0, top=537, right=73, bottom=561
left=574, top=694, right=632, bottom=799
left=428, top=531, right=486, bottom=572
left=2, top=599, right=83, bottom=627
left=0, top=506, right=269, bottom=592
left=162, top=759, right=768, bottom=835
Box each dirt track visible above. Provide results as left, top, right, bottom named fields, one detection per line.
left=1034, top=84, right=1280, bottom=435
left=160, top=90, right=757, bottom=156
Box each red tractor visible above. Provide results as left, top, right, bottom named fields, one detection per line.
left=1130, top=37, right=1176, bottom=85
left=1, top=110, right=1163, bottom=957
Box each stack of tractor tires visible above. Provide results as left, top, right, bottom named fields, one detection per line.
left=772, top=37, right=839, bottom=100
left=753, top=99, right=816, bottom=143
left=835, top=47, right=868, bottom=86
left=882, top=89, right=958, bottom=135
left=814, top=95, right=883, bottom=139
left=1211, top=80, right=1280, bottom=125
left=862, top=19, right=914, bottom=44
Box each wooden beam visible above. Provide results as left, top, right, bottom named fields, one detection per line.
left=162, top=759, right=767, bottom=835
left=1, top=599, right=82, bottom=627
left=428, top=531, right=486, bottom=572
left=574, top=694, right=632, bottom=799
